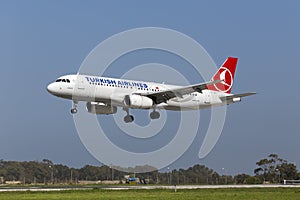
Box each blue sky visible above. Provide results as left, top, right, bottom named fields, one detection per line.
left=0, top=0, right=299, bottom=175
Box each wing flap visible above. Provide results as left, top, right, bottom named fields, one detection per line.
left=143, top=80, right=222, bottom=104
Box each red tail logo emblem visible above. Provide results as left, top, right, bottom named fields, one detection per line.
left=213, top=67, right=233, bottom=93
left=207, top=57, right=237, bottom=94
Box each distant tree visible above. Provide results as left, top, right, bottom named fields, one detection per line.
left=0, top=159, right=259, bottom=185
left=54, top=164, right=71, bottom=183
left=0, top=159, right=4, bottom=168
left=79, top=165, right=100, bottom=181
left=211, top=172, right=219, bottom=184
left=278, top=163, right=298, bottom=181
left=254, top=154, right=298, bottom=183
left=42, top=159, right=53, bottom=166
left=245, top=176, right=261, bottom=184
left=4, top=161, right=24, bottom=181
left=234, top=174, right=250, bottom=184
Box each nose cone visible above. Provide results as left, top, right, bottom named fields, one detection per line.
left=47, top=83, right=57, bottom=95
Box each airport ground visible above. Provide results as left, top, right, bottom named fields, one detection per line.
left=0, top=185, right=300, bottom=200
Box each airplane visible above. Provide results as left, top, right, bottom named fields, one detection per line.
left=47, top=57, right=255, bottom=123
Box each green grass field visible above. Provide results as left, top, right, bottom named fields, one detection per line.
left=0, top=188, right=300, bottom=200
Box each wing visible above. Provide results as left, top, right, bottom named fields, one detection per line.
left=220, top=92, right=256, bottom=101
left=141, top=80, right=222, bottom=104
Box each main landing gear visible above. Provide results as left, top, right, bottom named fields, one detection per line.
left=71, top=101, right=78, bottom=114
left=123, top=108, right=161, bottom=123
left=123, top=108, right=134, bottom=123
left=124, top=115, right=134, bottom=123
left=150, top=110, right=160, bottom=119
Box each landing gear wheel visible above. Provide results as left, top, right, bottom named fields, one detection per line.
left=150, top=111, right=160, bottom=119
left=71, top=108, right=77, bottom=114
left=124, top=115, right=134, bottom=123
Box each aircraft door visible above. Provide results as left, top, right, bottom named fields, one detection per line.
left=204, top=90, right=212, bottom=104
left=74, top=75, right=92, bottom=100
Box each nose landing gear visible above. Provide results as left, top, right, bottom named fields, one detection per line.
left=71, top=108, right=77, bottom=114
left=71, top=101, right=78, bottom=114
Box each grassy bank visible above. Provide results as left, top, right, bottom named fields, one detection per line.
left=0, top=188, right=300, bottom=200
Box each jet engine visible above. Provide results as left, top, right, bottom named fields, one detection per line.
left=86, top=102, right=117, bottom=114
left=124, top=94, right=153, bottom=109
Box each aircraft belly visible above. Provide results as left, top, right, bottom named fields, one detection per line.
left=166, top=100, right=202, bottom=110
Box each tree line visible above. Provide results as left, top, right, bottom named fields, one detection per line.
left=0, top=154, right=298, bottom=185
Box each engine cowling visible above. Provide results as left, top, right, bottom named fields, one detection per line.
left=124, top=94, right=153, bottom=109
left=86, top=102, right=117, bottom=114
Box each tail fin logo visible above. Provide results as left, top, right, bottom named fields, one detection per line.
left=207, top=57, right=237, bottom=94
left=212, top=67, right=233, bottom=93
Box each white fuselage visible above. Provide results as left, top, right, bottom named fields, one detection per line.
left=47, top=74, right=229, bottom=111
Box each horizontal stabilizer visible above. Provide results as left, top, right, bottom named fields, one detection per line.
left=220, top=92, right=256, bottom=101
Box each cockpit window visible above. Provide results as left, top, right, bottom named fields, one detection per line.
left=55, top=78, right=70, bottom=83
